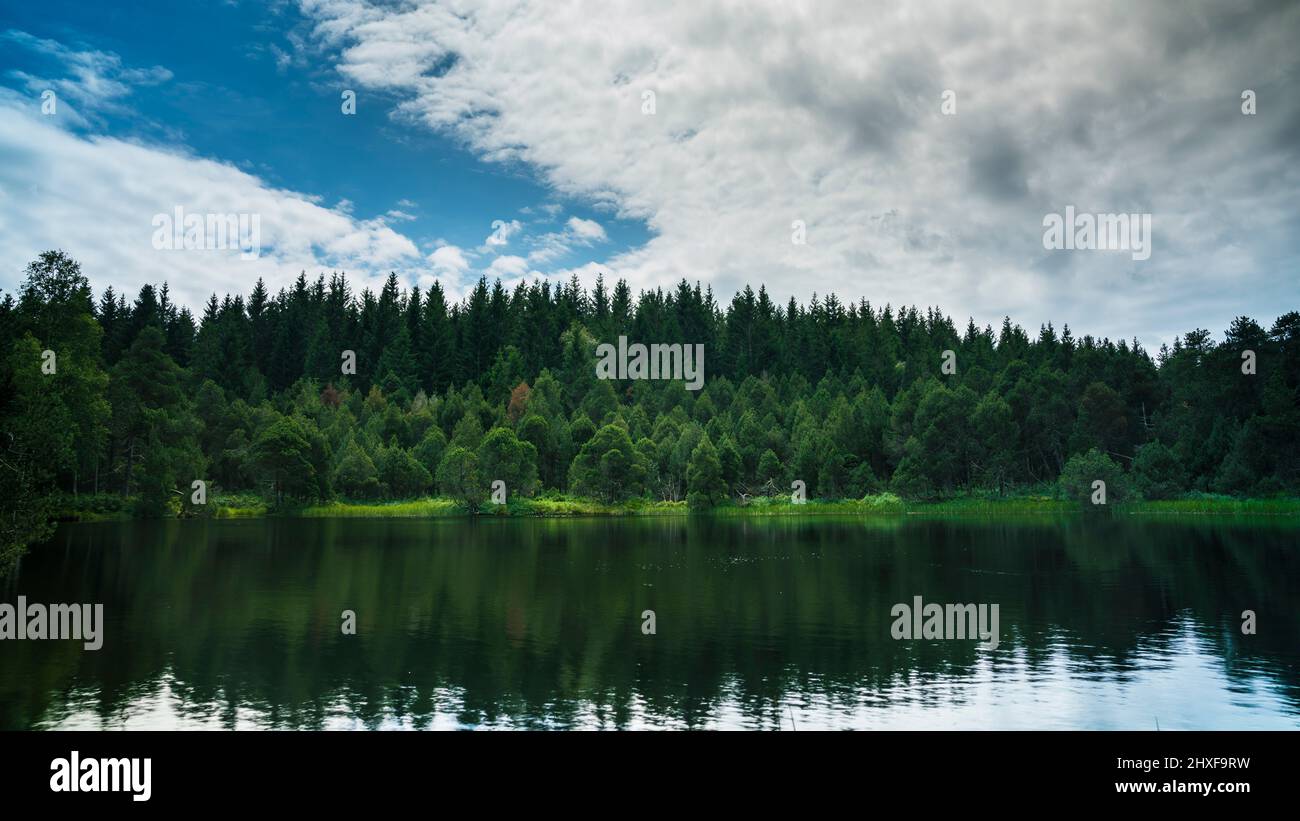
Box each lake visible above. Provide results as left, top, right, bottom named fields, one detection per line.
left=2, top=515, right=1298, bottom=730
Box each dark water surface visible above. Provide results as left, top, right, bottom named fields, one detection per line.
left=2, top=515, right=1297, bottom=730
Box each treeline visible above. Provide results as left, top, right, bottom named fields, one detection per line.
left=2, top=250, right=1298, bottom=561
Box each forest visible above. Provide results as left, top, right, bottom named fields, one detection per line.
left=2, top=249, right=1298, bottom=568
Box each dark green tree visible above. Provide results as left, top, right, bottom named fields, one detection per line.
left=686, top=435, right=728, bottom=509
left=437, top=445, right=485, bottom=509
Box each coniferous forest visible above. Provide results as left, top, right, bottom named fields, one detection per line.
left=2, top=249, right=1299, bottom=569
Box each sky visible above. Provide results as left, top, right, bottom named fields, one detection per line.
left=0, top=0, right=1296, bottom=349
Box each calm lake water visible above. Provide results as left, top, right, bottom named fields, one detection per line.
left=2, top=515, right=1298, bottom=730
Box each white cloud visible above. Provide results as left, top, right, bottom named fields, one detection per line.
left=428, top=243, right=471, bottom=276
left=300, top=0, right=1300, bottom=347
left=2, top=30, right=172, bottom=126
left=487, top=254, right=529, bottom=278
left=0, top=92, right=422, bottom=307
left=566, top=217, right=605, bottom=242
left=526, top=215, right=609, bottom=264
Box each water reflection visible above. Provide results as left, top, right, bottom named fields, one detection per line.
left=1, top=515, right=1297, bottom=729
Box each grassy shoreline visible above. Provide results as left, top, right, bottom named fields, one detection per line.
left=52, top=492, right=1300, bottom=522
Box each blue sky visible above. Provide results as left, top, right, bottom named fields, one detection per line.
left=1, top=0, right=1296, bottom=348
left=0, top=0, right=647, bottom=303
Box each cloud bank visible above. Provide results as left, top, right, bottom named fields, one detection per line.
left=300, top=0, right=1300, bottom=345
